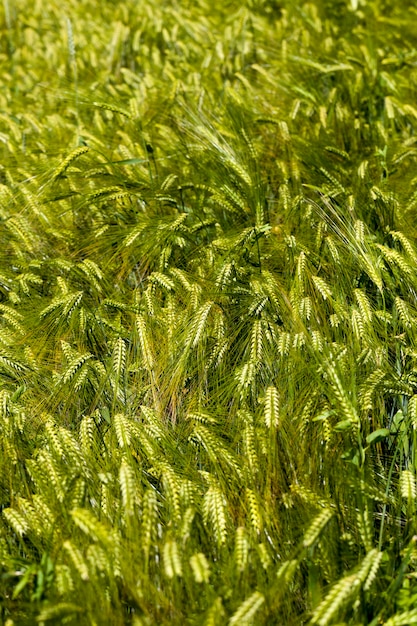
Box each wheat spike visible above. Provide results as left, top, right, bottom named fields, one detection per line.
left=311, top=549, right=379, bottom=624
left=264, top=386, right=279, bottom=429
left=228, top=591, right=265, bottom=626
left=190, top=552, right=211, bottom=584
left=62, top=540, right=89, bottom=582
left=50, top=146, right=89, bottom=182
left=71, top=508, right=113, bottom=548
left=302, top=508, right=333, bottom=548
left=245, top=488, right=262, bottom=535
left=400, top=470, right=417, bottom=501
left=202, top=485, right=228, bottom=547
left=2, top=507, right=29, bottom=536
left=163, top=540, right=183, bottom=578
left=113, top=413, right=133, bottom=448
left=234, top=526, right=249, bottom=573
left=119, top=458, right=137, bottom=518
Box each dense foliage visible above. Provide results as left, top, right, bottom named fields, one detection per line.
left=2, top=0, right=417, bottom=623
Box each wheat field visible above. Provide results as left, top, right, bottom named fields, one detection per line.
left=1, top=0, right=417, bottom=624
